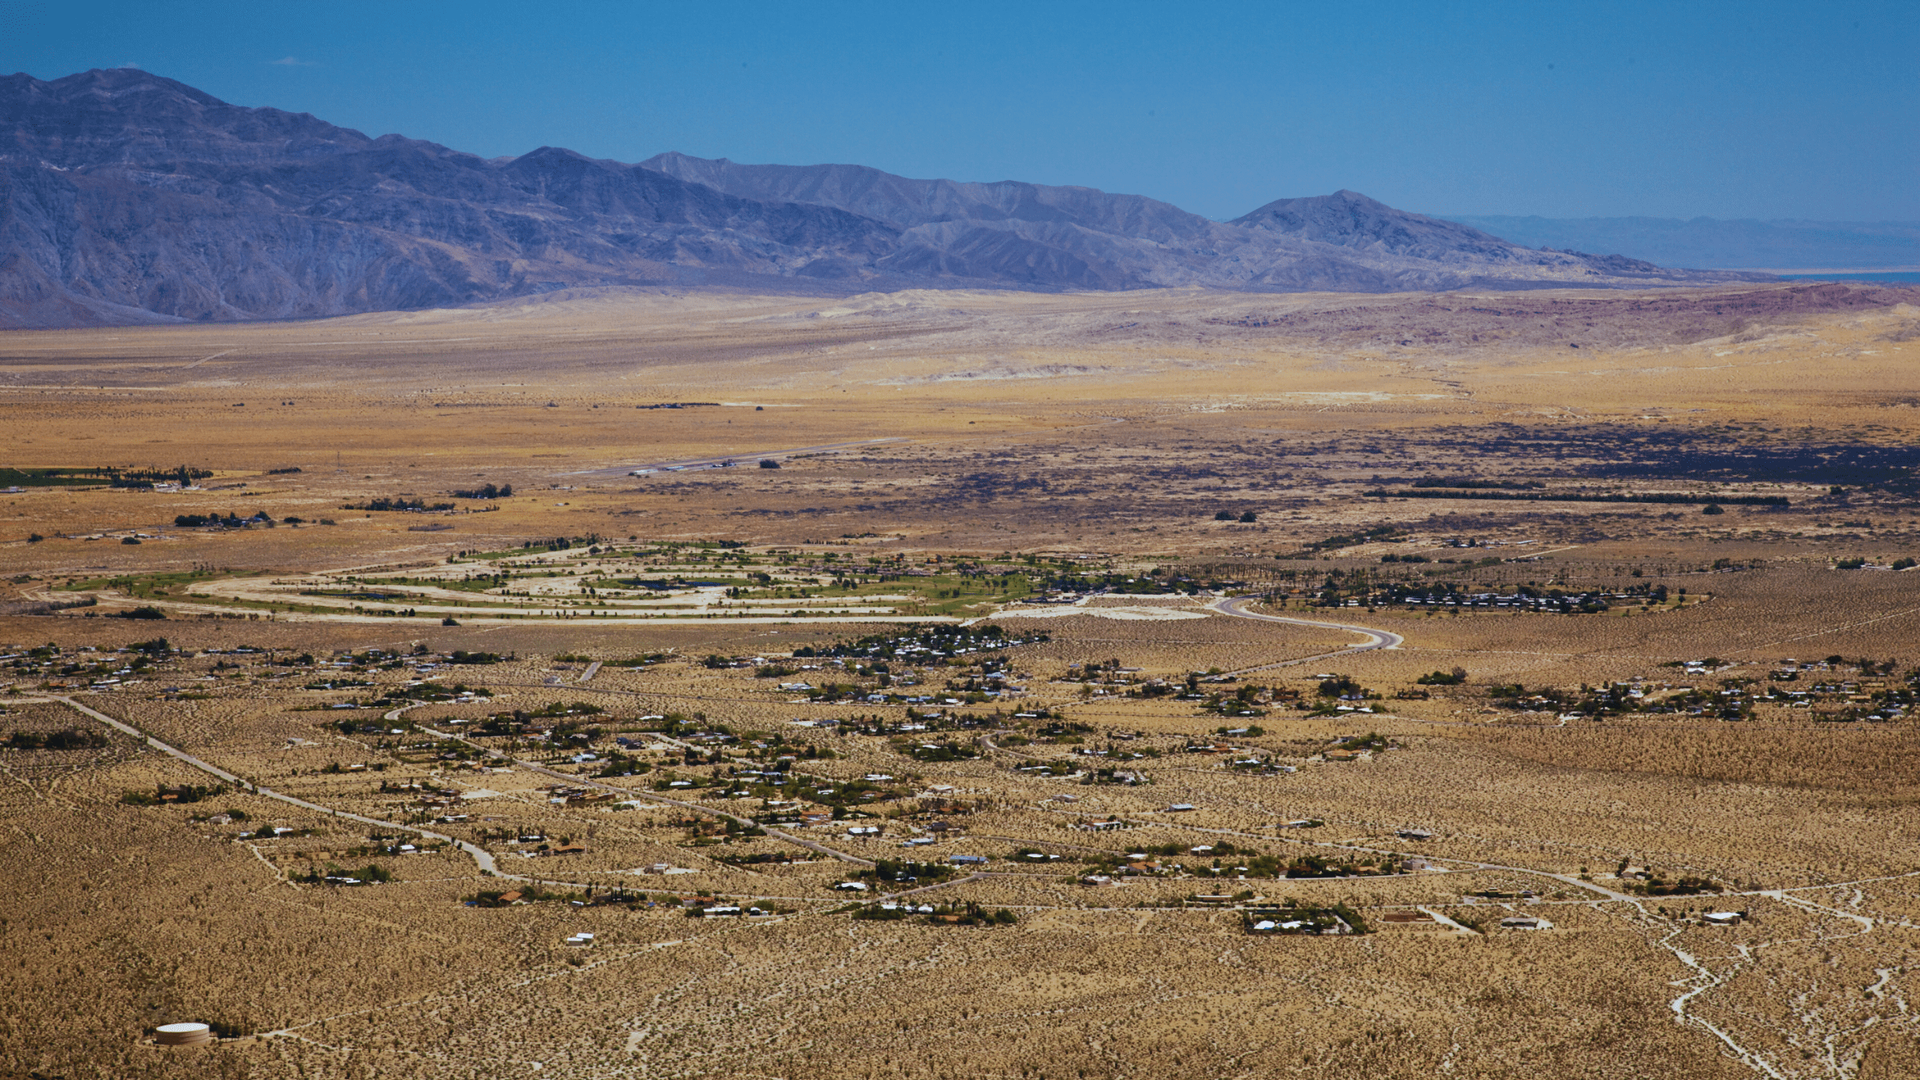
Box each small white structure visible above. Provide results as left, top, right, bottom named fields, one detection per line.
left=155, top=1022, right=212, bottom=1046
left=564, top=932, right=595, bottom=947
left=1500, top=916, right=1553, bottom=930
left=1704, top=911, right=1744, bottom=925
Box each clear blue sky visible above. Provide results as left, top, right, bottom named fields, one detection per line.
left=4, top=0, right=1914, bottom=221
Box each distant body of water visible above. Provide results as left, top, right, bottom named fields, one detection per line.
left=1776, top=271, right=1920, bottom=283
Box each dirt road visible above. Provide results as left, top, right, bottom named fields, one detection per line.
left=47, top=695, right=524, bottom=881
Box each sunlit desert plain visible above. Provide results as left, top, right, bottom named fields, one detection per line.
left=4, top=282, right=1920, bottom=1079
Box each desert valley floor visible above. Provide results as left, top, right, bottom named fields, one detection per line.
left=3, top=282, right=1920, bottom=1079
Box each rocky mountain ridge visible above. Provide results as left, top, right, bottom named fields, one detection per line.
left=1, top=69, right=1766, bottom=328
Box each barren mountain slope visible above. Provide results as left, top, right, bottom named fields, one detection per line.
left=1, top=69, right=1768, bottom=328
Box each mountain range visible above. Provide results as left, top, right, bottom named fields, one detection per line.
left=1, top=68, right=1767, bottom=329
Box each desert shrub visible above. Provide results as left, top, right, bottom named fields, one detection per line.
left=1317, top=675, right=1362, bottom=697
left=4, top=728, right=107, bottom=750
left=453, top=483, right=511, bottom=499
left=113, top=606, right=166, bottom=620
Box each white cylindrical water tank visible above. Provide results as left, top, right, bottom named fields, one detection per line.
left=155, top=1022, right=212, bottom=1046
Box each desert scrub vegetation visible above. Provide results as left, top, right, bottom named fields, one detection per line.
left=1466, top=719, right=1920, bottom=792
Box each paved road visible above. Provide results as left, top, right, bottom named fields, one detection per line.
left=578, top=437, right=907, bottom=480
left=49, top=695, right=523, bottom=881
left=1208, top=595, right=1404, bottom=676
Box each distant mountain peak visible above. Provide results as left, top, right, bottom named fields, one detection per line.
left=2, top=66, right=371, bottom=170
left=1232, top=190, right=1513, bottom=258
left=39, top=67, right=212, bottom=99
left=516, top=145, right=595, bottom=163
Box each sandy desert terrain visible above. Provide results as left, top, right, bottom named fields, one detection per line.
left=3, top=282, right=1920, bottom=1079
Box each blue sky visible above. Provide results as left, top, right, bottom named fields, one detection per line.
left=4, top=0, right=1914, bottom=220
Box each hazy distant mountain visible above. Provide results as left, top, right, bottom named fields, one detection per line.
left=1236, top=191, right=1550, bottom=262
left=0, top=69, right=1768, bottom=328
left=645, top=155, right=1750, bottom=295
left=1442, top=215, right=1920, bottom=271
left=1228, top=189, right=1683, bottom=281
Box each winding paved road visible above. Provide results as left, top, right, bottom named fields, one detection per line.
left=1208, top=595, right=1404, bottom=676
